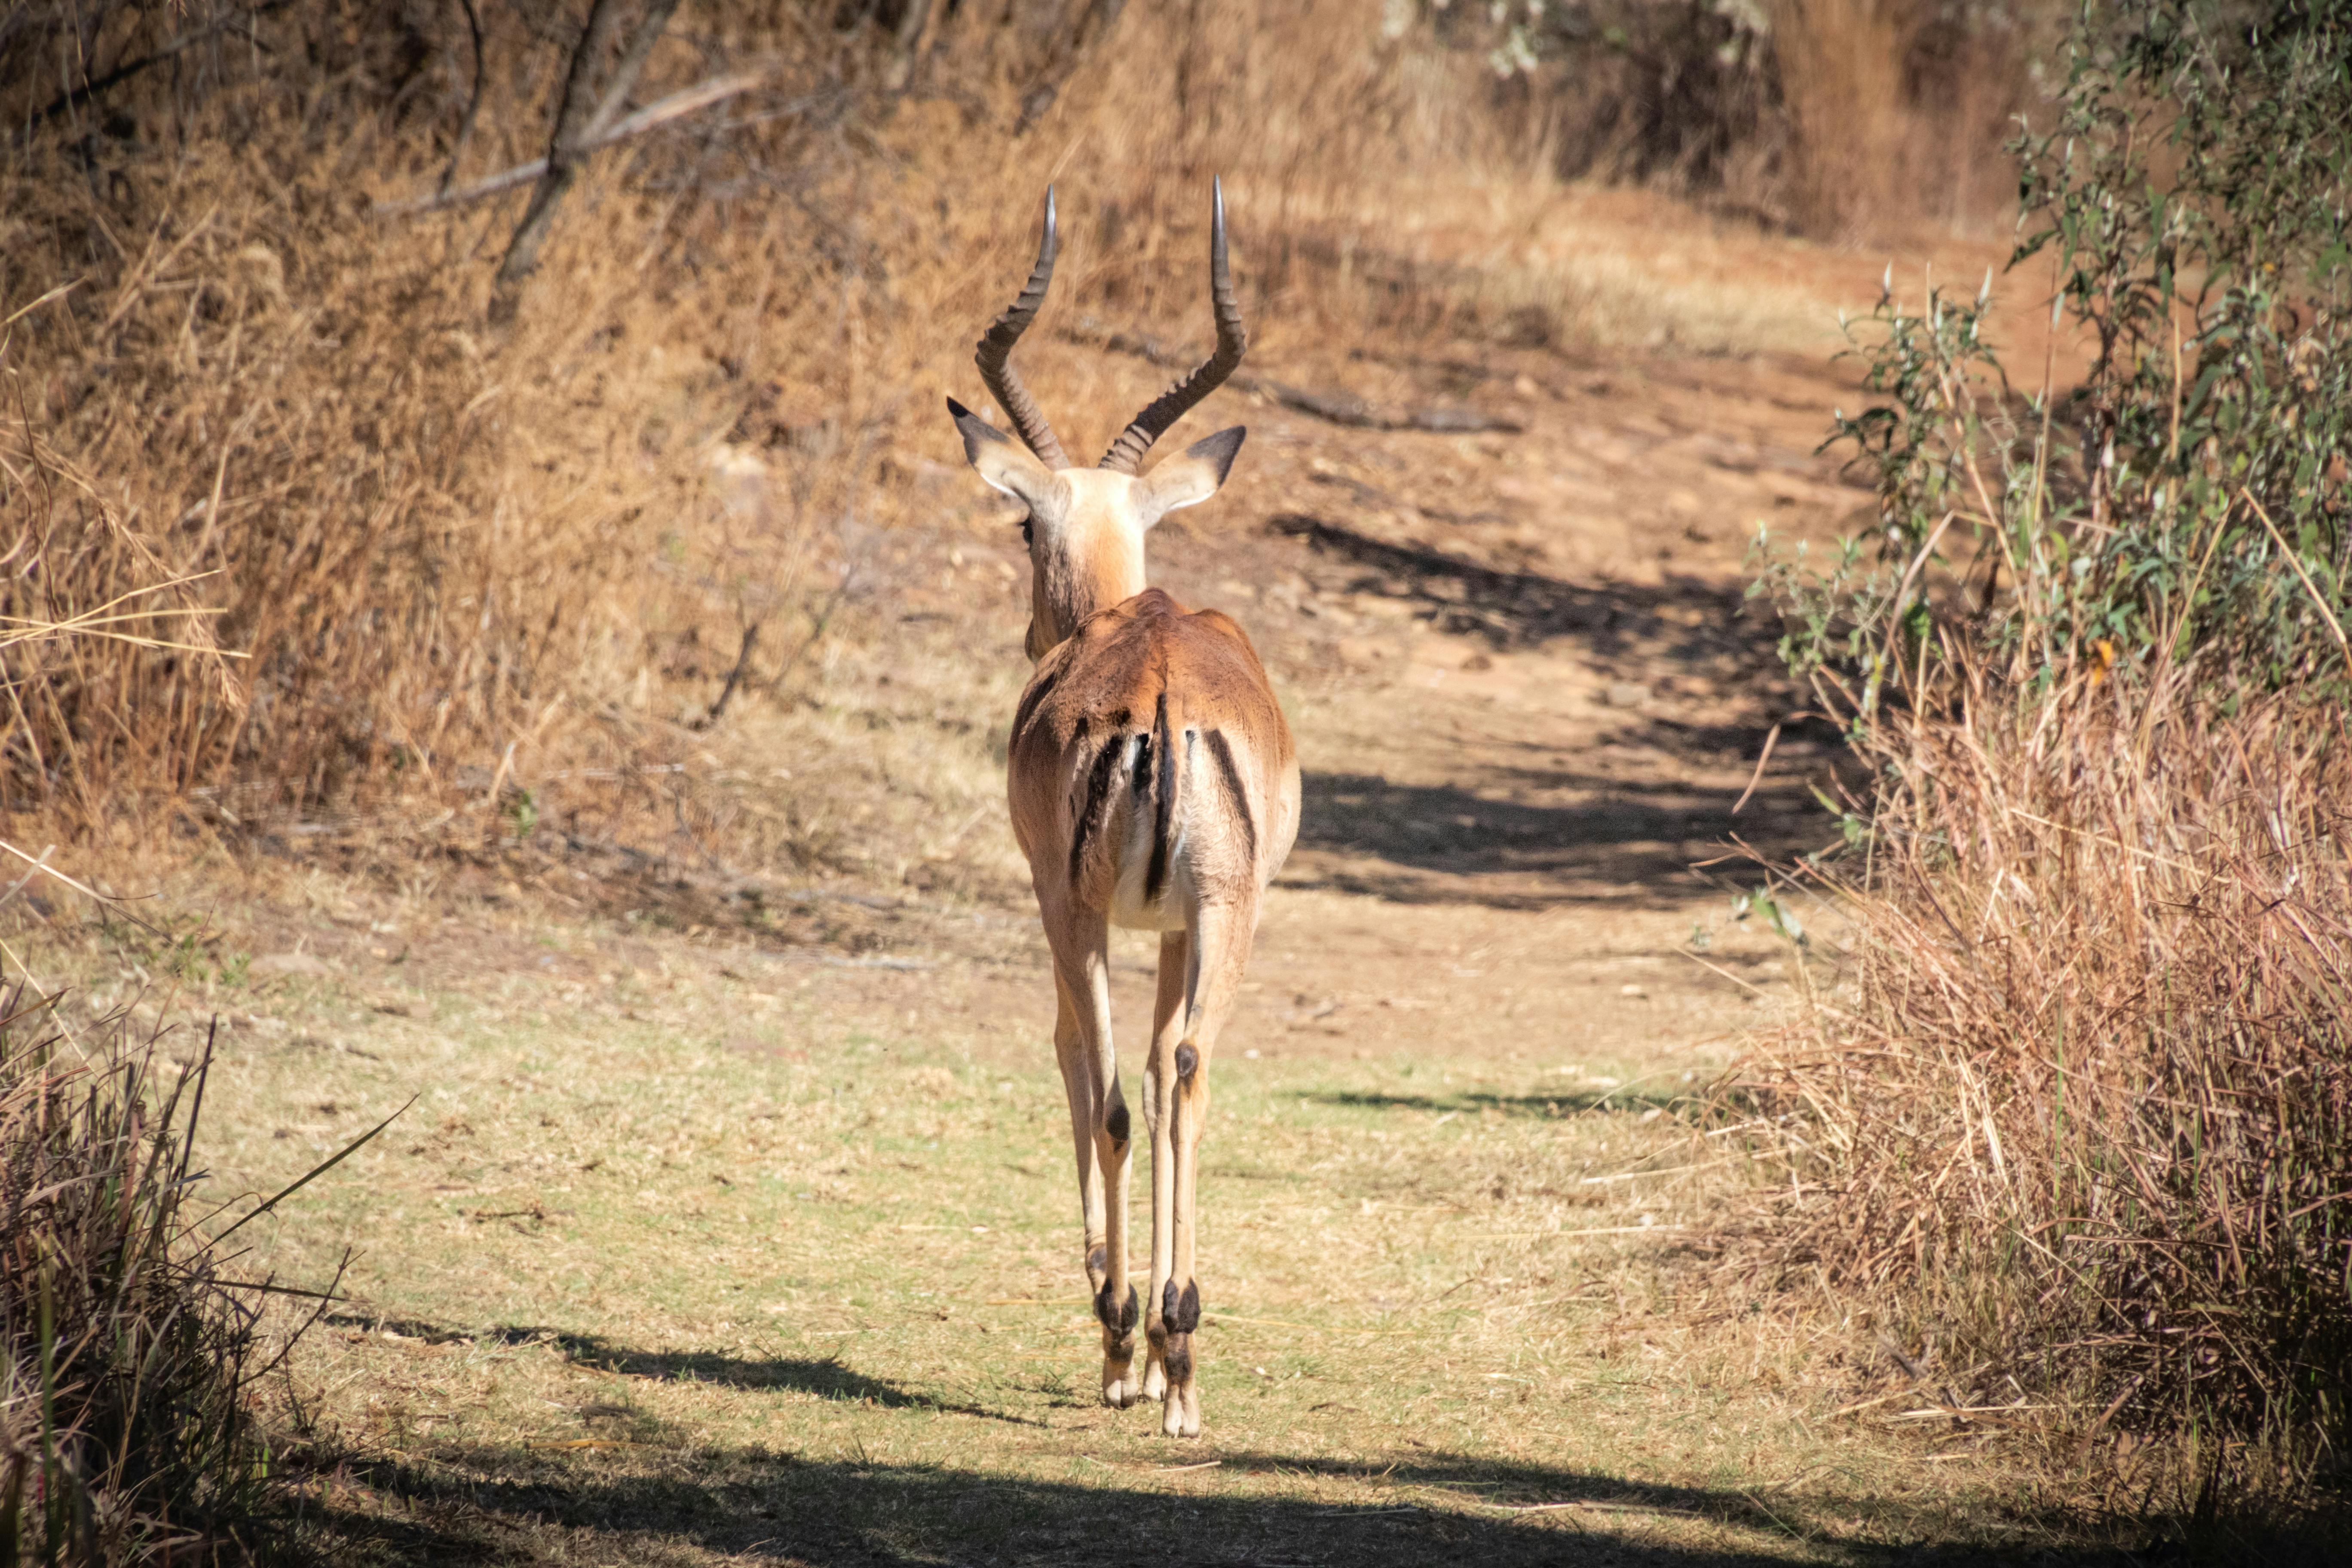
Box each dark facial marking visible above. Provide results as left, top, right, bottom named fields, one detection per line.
left=1201, top=729, right=1257, bottom=860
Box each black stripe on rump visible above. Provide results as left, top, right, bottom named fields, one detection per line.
left=1202, top=729, right=1257, bottom=861
left=1068, top=739, right=1127, bottom=886
left=1144, top=692, right=1177, bottom=902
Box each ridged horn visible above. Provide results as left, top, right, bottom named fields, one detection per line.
left=974, top=187, right=1071, bottom=469
left=1099, top=178, right=1248, bottom=475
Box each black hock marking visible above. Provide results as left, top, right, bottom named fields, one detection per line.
left=1201, top=729, right=1258, bottom=861
left=1175, top=1044, right=1198, bottom=1081
left=1105, top=1099, right=1130, bottom=1145
left=1144, top=692, right=1176, bottom=903
left=1160, top=1275, right=1199, bottom=1381
left=1087, top=1245, right=1107, bottom=1277
left=1170, top=1279, right=1202, bottom=1335
left=1068, top=739, right=1126, bottom=885
left=1096, top=1280, right=1139, bottom=1336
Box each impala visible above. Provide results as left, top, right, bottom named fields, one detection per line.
left=946, top=182, right=1299, bottom=1437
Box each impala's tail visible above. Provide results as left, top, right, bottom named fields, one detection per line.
left=1142, top=690, right=1180, bottom=905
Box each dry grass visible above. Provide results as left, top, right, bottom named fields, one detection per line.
left=1757, top=0, right=2055, bottom=243
left=0, top=0, right=2019, bottom=850
left=0, top=883, right=2127, bottom=1567
left=1772, top=0, right=1914, bottom=243
left=1728, top=667, right=2352, bottom=1524
left=1, top=988, right=289, bottom=1562
left=0, top=1, right=1506, bottom=833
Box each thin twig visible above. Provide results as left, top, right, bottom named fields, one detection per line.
left=1730, top=723, right=1782, bottom=816
left=2241, top=487, right=2351, bottom=663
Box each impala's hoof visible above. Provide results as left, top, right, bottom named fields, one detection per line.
left=1103, top=1361, right=1144, bottom=1409
left=1159, top=1375, right=1201, bottom=1437
left=1156, top=1277, right=1202, bottom=1434
left=1094, top=1281, right=1140, bottom=1406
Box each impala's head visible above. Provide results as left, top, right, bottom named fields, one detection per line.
left=947, top=183, right=1249, bottom=661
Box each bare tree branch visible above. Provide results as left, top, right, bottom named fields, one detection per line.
left=894, top=0, right=935, bottom=50
left=585, top=0, right=681, bottom=140
left=438, top=0, right=487, bottom=198
left=1015, top=0, right=1128, bottom=134
left=30, top=2, right=292, bottom=127
left=376, top=68, right=768, bottom=219
left=490, top=0, right=629, bottom=314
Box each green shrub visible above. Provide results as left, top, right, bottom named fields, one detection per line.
left=1761, top=0, right=2352, bottom=702
left=1740, top=0, right=2352, bottom=1517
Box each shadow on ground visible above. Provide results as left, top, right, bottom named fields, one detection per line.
left=1307, top=1085, right=1696, bottom=1118
left=1286, top=768, right=1819, bottom=910
left=321, top=1317, right=1044, bottom=1427
left=297, top=1434, right=2247, bottom=1567
left=1264, top=511, right=1770, bottom=665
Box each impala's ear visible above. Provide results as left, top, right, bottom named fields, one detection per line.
left=948, top=397, right=1066, bottom=518
left=1135, top=426, right=1246, bottom=527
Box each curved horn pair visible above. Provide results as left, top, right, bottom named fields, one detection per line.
left=972, top=181, right=1248, bottom=475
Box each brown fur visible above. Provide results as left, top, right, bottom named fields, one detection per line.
left=953, top=187, right=1292, bottom=1436
left=1010, top=589, right=1293, bottom=918
left=1004, top=584, right=1299, bottom=1437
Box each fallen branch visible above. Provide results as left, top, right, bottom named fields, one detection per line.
left=377, top=67, right=768, bottom=219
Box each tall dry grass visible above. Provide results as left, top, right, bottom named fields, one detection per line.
left=0, top=1, right=1547, bottom=844
left=1458, top=0, right=2052, bottom=240
left=1, top=988, right=325, bottom=1563
left=1772, top=0, right=1912, bottom=241
left=1733, top=666, right=2352, bottom=1502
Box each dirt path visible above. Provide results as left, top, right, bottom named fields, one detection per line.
left=23, top=340, right=2073, bottom=1563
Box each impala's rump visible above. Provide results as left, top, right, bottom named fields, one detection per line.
left=1011, top=589, right=1295, bottom=929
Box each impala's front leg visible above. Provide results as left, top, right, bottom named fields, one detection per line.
left=1049, top=922, right=1140, bottom=1407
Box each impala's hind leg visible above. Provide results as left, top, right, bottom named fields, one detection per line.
left=1140, top=930, right=1188, bottom=1406
left=1152, top=898, right=1256, bottom=1438
left=1045, top=911, right=1139, bottom=1407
